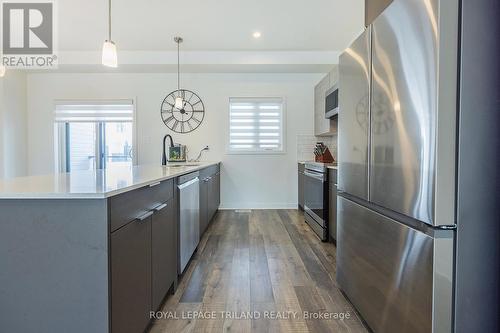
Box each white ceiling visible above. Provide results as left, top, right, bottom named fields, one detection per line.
left=46, top=0, right=364, bottom=72
left=58, top=0, right=364, bottom=52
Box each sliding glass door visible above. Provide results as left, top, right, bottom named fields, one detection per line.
left=65, top=122, right=98, bottom=171
left=55, top=100, right=135, bottom=172
left=103, top=122, right=133, bottom=168
left=64, top=122, right=133, bottom=172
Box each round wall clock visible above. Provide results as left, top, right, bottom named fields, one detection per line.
left=161, top=89, right=205, bottom=134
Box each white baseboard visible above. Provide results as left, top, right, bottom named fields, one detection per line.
left=219, top=202, right=298, bottom=210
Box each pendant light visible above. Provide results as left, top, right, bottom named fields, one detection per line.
left=174, top=37, right=184, bottom=109
left=102, top=0, right=117, bottom=67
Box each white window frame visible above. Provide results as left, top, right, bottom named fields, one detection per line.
left=226, top=97, right=287, bottom=155
left=53, top=98, right=138, bottom=173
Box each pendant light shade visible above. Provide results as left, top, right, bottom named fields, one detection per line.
left=102, top=40, right=118, bottom=68
left=102, top=0, right=117, bottom=67
left=174, top=96, right=184, bottom=109
left=0, top=64, right=5, bottom=77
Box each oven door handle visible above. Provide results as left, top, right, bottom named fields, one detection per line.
left=304, top=170, right=326, bottom=181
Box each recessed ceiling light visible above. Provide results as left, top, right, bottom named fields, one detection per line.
left=253, top=31, right=261, bottom=39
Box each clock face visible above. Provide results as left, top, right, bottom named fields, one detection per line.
left=161, top=89, right=205, bottom=133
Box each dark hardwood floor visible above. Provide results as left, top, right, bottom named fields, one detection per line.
left=150, top=209, right=368, bottom=333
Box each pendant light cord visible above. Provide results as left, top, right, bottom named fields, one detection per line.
left=177, top=39, right=180, bottom=90
left=108, top=0, right=112, bottom=41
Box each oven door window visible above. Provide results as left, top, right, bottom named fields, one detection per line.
left=304, top=172, right=326, bottom=223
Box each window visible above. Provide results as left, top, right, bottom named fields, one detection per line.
left=228, top=97, right=285, bottom=153
left=54, top=100, right=135, bottom=172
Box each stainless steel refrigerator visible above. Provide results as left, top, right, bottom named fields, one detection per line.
left=335, top=0, right=494, bottom=332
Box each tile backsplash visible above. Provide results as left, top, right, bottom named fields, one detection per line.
left=297, top=134, right=337, bottom=162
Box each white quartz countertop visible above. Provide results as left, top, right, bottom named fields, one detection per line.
left=0, top=162, right=220, bottom=199
left=298, top=161, right=337, bottom=170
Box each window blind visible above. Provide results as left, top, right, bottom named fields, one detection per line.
left=54, top=100, right=134, bottom=123
left=229, top=98, right=284, bottom=152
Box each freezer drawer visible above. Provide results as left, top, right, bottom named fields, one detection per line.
left=337, top=196, right=453, bottom=333
left=369, top=0, right=459, bottom=226
left=338, top=27, right=371, bottom=201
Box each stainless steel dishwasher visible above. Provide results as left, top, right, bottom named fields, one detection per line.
left=177, top=172, right=200, bottom=273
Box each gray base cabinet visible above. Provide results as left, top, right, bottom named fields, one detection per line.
left=151, top=198, right=177, bottom=310
left=110, top=181, right=176, bottom=333
left=200, top=176, right=209, bottom=234
left=111, top=216, right=152, bottom=333
left=199, top=164, right=221, bottom=236
left=208, top=171, right=220, bottom=220
left=298, top=163, right=305, bottom=210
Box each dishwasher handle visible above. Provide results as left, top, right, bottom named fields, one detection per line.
left=178, top=177, right=199, bottom=190
left=304, top=170, right=326, bottom=182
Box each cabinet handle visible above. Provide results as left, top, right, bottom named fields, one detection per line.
left=154, top=203, right=168, bottom=212
left=149, top=182, right=161, bottom=188
left=136, top=210, right=154, bottom=222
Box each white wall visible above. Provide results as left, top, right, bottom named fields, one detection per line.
left=27, top=73, right=322, bottom=208
left=0, top=71, right=28, bottom=179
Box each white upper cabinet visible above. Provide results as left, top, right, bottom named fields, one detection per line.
left=314, top=66, right=338, bottom=136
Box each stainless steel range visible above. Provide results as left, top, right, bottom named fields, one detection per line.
left=303, top=162, right=329, bottom=241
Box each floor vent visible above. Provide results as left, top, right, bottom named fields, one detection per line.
left=235, top=209, right=252, bottom=213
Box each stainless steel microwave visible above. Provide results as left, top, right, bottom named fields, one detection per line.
left=325, top=84, right=339, bottom=118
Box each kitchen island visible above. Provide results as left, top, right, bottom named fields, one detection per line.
left=0, top=162, right=221, bottom=333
